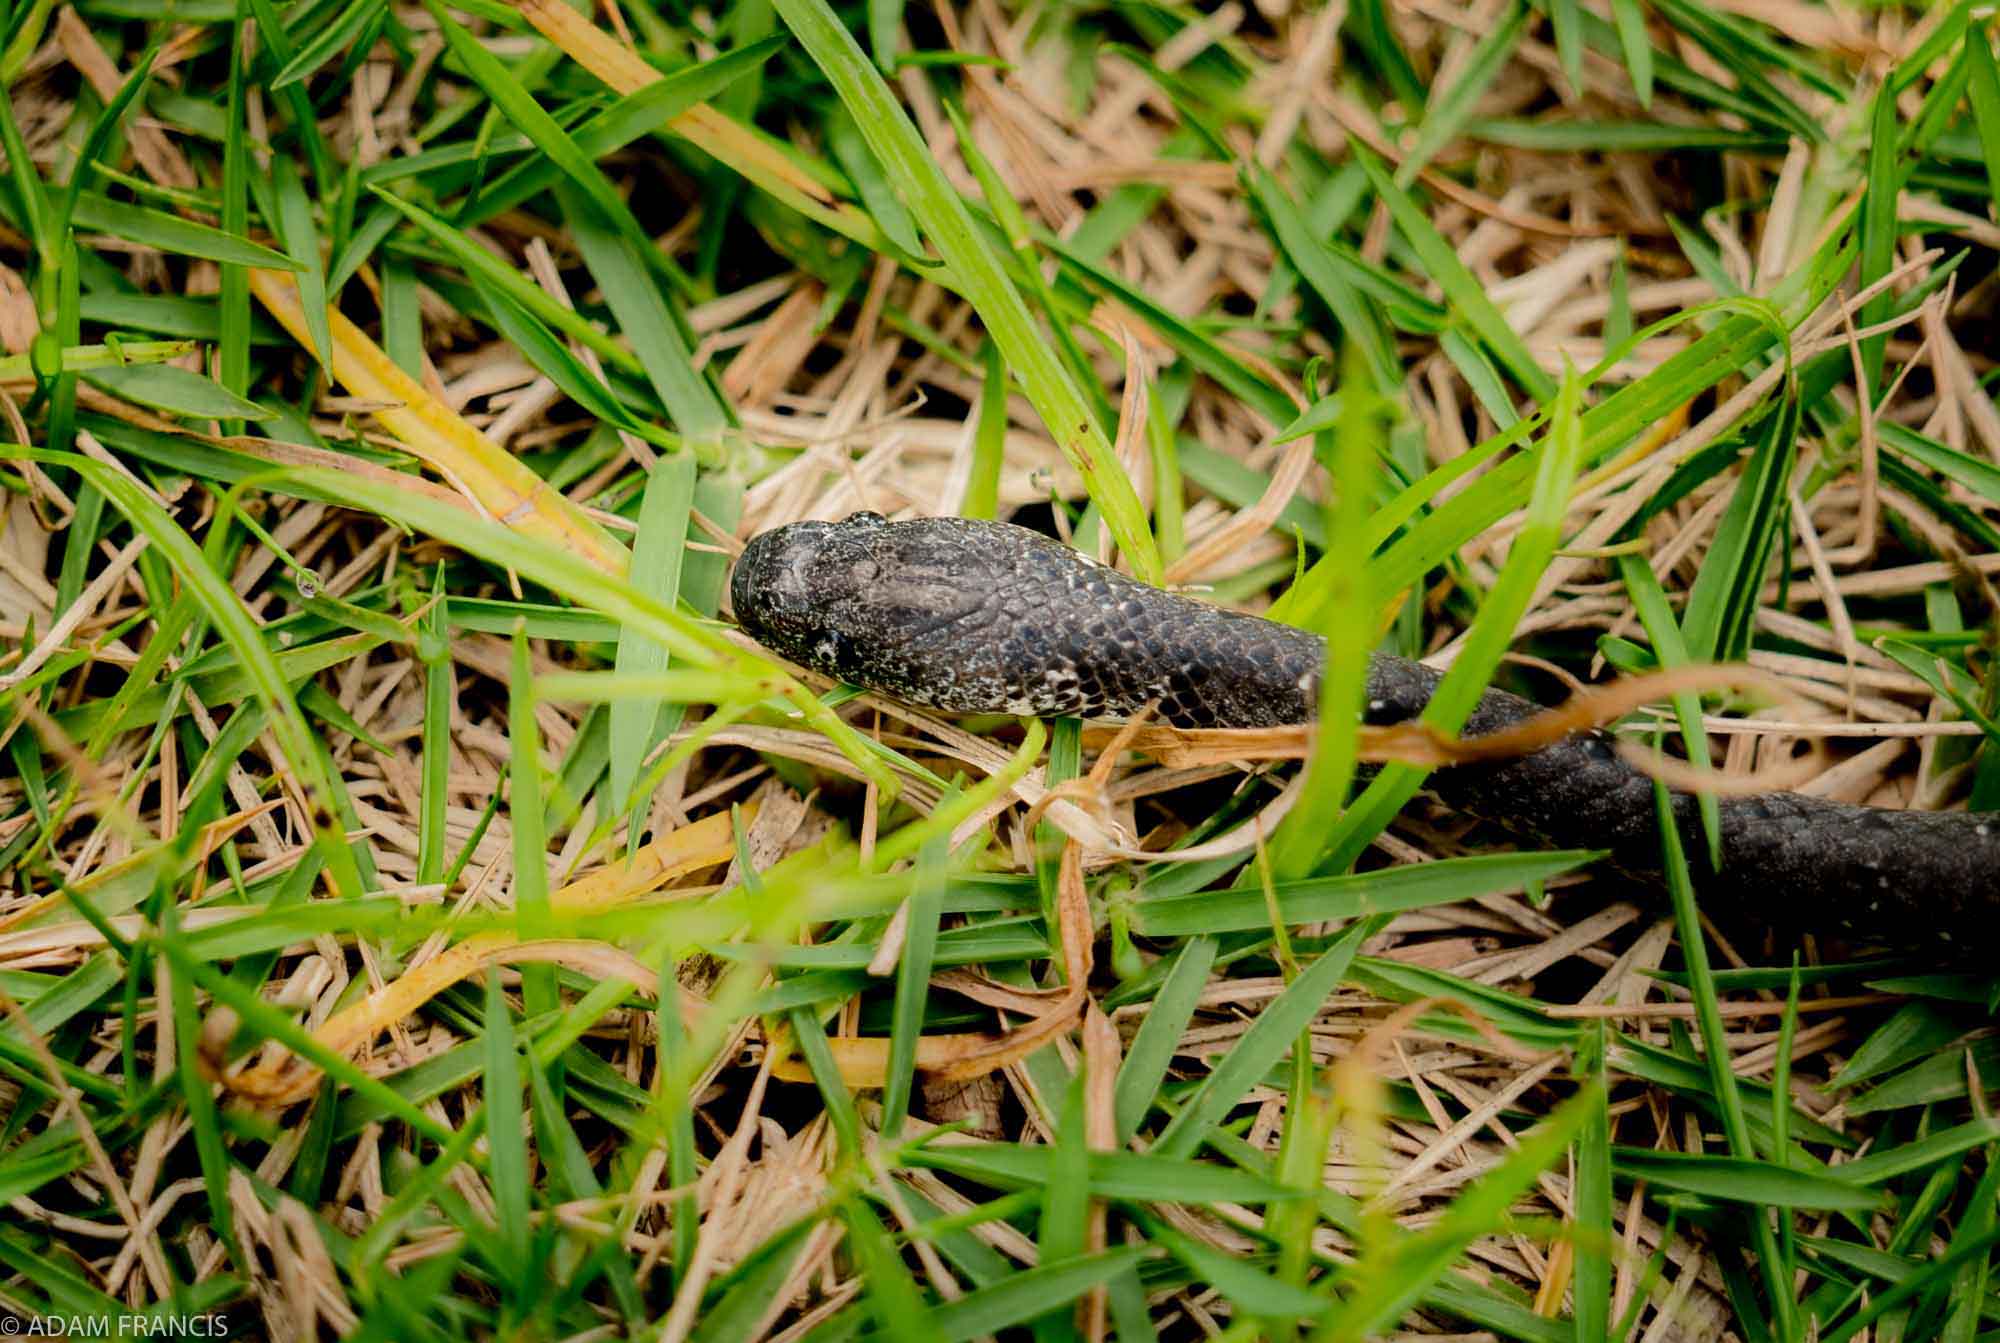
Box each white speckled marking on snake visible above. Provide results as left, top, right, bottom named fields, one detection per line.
left=731, top=512, right=2000, bottom=947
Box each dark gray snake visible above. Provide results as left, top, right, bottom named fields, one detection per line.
left=732, top=512, right=1999, bottom=946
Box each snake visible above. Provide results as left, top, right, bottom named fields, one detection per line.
left=731, top=512, right=1999, bottom=945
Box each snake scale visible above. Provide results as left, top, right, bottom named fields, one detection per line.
left=732, top=512, right=1999, bottom=946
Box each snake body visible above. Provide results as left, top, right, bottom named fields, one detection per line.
left=732, top=512, right=1998, bottom=944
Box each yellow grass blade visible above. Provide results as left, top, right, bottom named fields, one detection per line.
left=0, top=804, right=282, bottom=936
left=230, top=806, right=746, bottom=1103
left=510, top=0, right=883, bottom=248
left=247, top=267, right=629, bottom=576
left=766, top=1028, right=1013, bottom=1086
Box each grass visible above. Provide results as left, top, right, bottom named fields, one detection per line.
left=0, top=0, right=1997, bottom=1336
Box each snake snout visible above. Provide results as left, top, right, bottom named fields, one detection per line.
left=731, top=521, right=834, bottom=636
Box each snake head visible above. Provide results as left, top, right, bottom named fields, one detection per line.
left=731, top=511, right=990, bottom=689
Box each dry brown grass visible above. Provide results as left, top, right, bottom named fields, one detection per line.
left=0, top=0, right=1996, bottom=1336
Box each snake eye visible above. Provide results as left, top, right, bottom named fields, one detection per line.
left=812, top=629, right=855, bottom=670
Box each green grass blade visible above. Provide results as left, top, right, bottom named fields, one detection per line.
left=1114, top=934, right=1216, bottom=1145
left=1133, top=852, right=1597, bottom=936
left=1354, top=142, right=1555, bottom=404
left=1152, top=920, right=1368, bottom=1159
left=1250, top=168, right=1399, bottom=392
left=161, top=896, right=242, bottom=1270
left=880, top=832, right=947, bottom=1140
left=826, top=101, right=925, bottom=259
left=423, top=0, right=640, bottom=243
left=272, top=156, right=332, bottom=380
left=1316, top=1086, right=1599, bottom=1339
left=1612, top=1149, right=1880, bottom=1211
left=1680, top=393, right=1798, bottom=662
left=1606, top=0, right=1655, bottom=103
left=1612, top=553, right=1721, bottom=866
left=1034, top=1070, right=1091, bottom=1339
left=772, top=0, right=1160, bottom=580
left=1856, top=84, right=1901, bottom=394
left=271, top=0, right=386, bottom=88
left=1550, top=0, right=1584, bottom=96
left=610, top=451, right=697, bottom=846
left=508, top=626, right=556, bottom=1023
left=464, top=37, right=784, bottom=224
left=371, top=187, right=641, bottom=375
left=559, top=176, right=727, bottom=433
left=1318, top=358, right=1586, bottom=873
left=34, top=452, right=366, bottom=900
left=1396, top=0, right=1528, bottom=186
left=1652, top=779, right=1799, bottom=1335
left=481, top=969, right=532, bottom=1279
left=1268, top=358, right=1391, bottom=875
left=1572, top=1026, right=1612, bottom=1341
left=960, top=340, right=1007, bottom=518
left=925, top=1249, right=1150, bottom=1341
left=416, top=569, right=452, bottom=885
left=788, top=1007, right=864, bottom=1158
left=81, top=361, right=273, bottom=421
left=70, top=193, right=299, bottom=270
left=1968, top=23, right=2000, bottom=223
left=1143, top=1211, right=1329, bottom=1318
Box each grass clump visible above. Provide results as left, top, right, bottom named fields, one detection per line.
left=0, top=0, right=1998, bottom=1337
